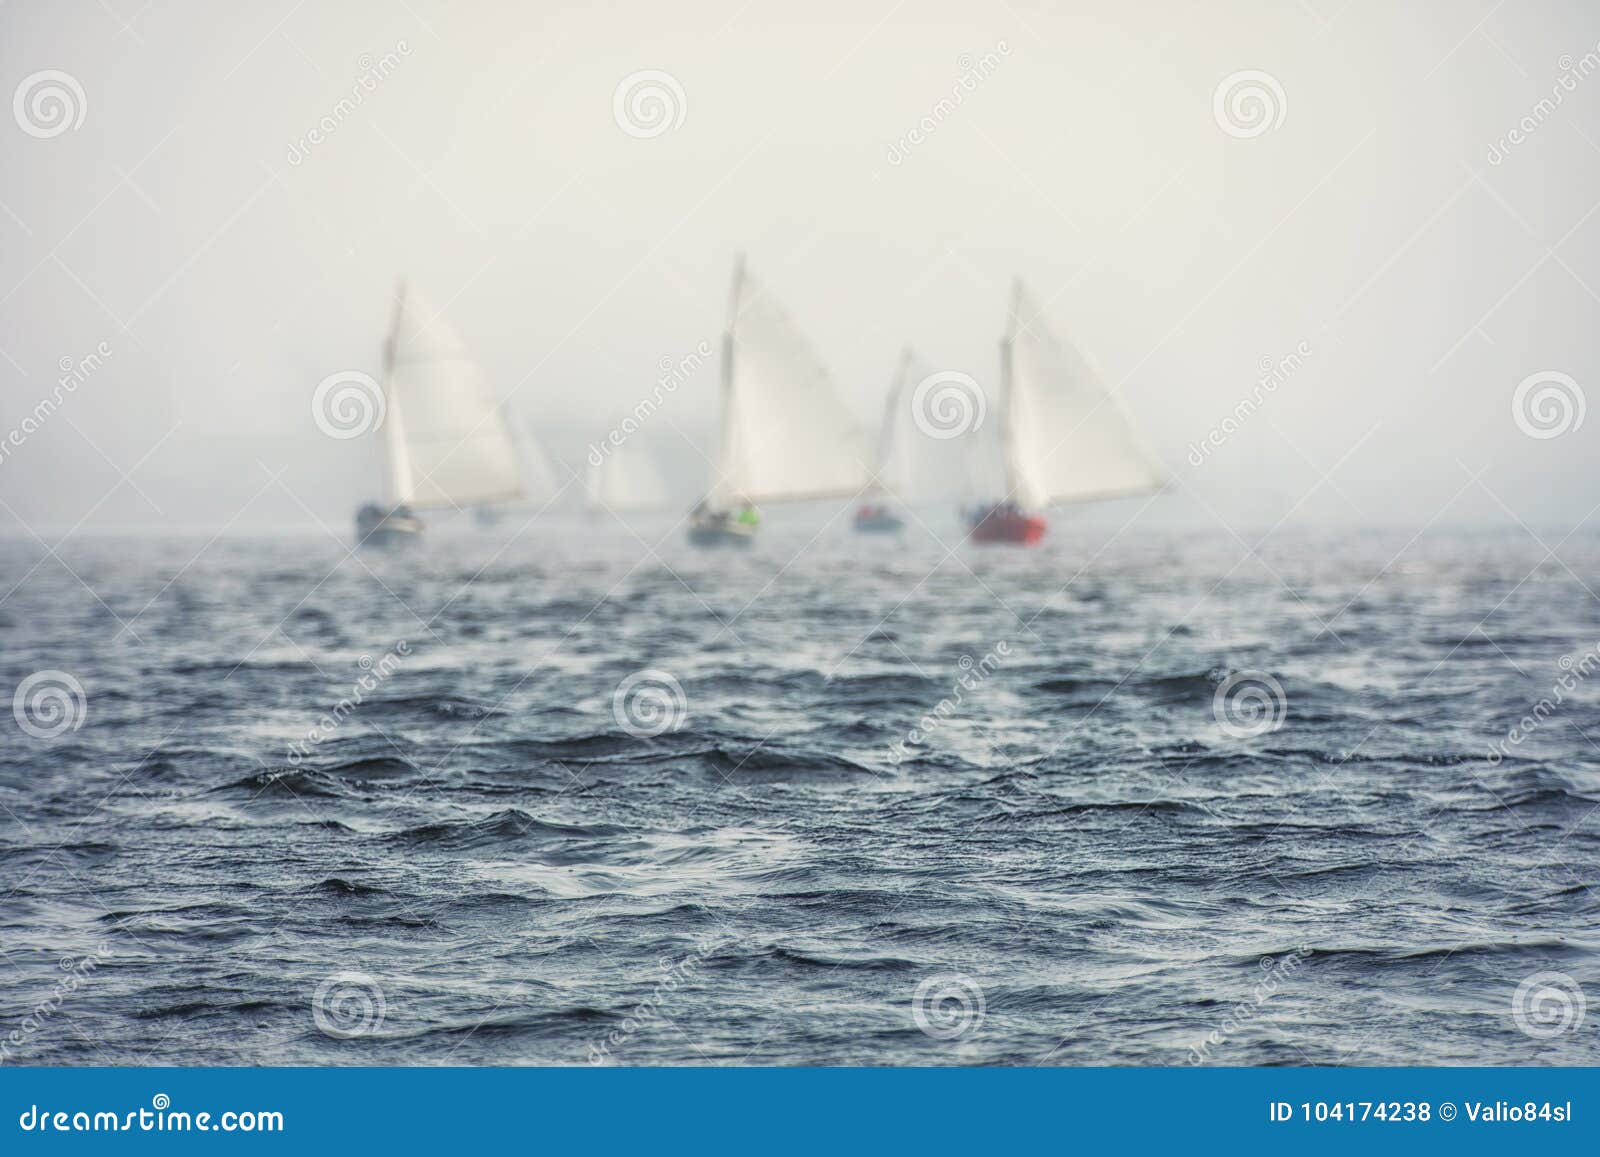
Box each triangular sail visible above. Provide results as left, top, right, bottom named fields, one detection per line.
left=708, top=258, right=872, bottom=507
left=381, top=282, right=525, bottom=511
left=871, top=348, right=925, bottom=499
left=505, top=404, right=559, bottom=505
left=1001, top=281, right=1165, bottom=509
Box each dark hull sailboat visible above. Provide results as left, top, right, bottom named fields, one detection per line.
left=355, top=502, right=424, bottom=547
left=687, top=516, right=757, bottom=548
left=352, top=280, right=531, bottom=549
left=853, top=505, right=905, bottom=534
left=689, top=255, right=872, bottom=547
left=853, top=350, right=917, bottom=536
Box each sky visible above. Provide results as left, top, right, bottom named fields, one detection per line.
left=1, top=0, right=1598, bottom=533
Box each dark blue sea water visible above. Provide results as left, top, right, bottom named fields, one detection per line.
left=2, top=520, right=1597, bottom=1065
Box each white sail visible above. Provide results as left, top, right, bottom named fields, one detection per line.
left=872, top=348, right=925, bottom=499
left=381, top=282, right=525, bottom=511
left=1001, top=280, right=1165, bottom=509
left=587, top=442, right=669, bottom=511
left=506, top=405, right=559, bottom=505
left=708, top=258, right=872, bottom=507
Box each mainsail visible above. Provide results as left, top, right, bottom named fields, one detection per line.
left=505, top=405, right=559, bottom=506
left=1000, top=280, right=1165, bottom=509
left=707, top=257, right=872, bottom=508
left=870, top=347, right=928, bottom=499
left=381, top=282, right=526, bottom=511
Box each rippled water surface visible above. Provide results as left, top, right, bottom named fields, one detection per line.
left=2, top=520, right=1598, bottom=1065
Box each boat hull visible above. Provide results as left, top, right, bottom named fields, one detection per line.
left=687, top=525, right=755, bottom=548
left=355, top=504, right=424, bottom=548
left=967, top=508, right=1046, bottom=545
left=853, top=511, right=905, bottom=534
left=687, top=510, right=756, bottom=547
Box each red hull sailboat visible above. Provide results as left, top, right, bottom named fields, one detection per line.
left=967, top=279, right=1166, bottom=545
left=967, top=504, right=1047, bottom=544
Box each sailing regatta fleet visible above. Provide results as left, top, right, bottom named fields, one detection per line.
left=353, top=258, right=1166, bottom=549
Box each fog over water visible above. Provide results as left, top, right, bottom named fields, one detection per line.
left=2, top=1, right=1598, bottom=533
left=5, top=3, right=1600, bottom=1072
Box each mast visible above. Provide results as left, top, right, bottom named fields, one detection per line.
left=380, top=278, right=414, bottom=508
left=999, top=277, right=1023, bottom=503
left=874, top=347, right=911, bottom=498
left=711, top=253, right=746, bottom=510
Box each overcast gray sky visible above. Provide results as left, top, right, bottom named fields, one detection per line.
left=1, top=0, right=1597, bottom=532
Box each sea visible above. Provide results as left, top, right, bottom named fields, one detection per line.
left=1, top=518, right=1597, bottom=1066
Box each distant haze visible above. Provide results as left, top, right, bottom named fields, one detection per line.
left=1, top=0, right=1596, bottom=532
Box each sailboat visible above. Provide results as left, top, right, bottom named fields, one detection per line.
left=968, top=279, right=1165, bottom=545
left=355, top=280, right=527, bottom=547
left=854, top=348, right=923, bottom=534
left=689, top=256, right=872, bottom=546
